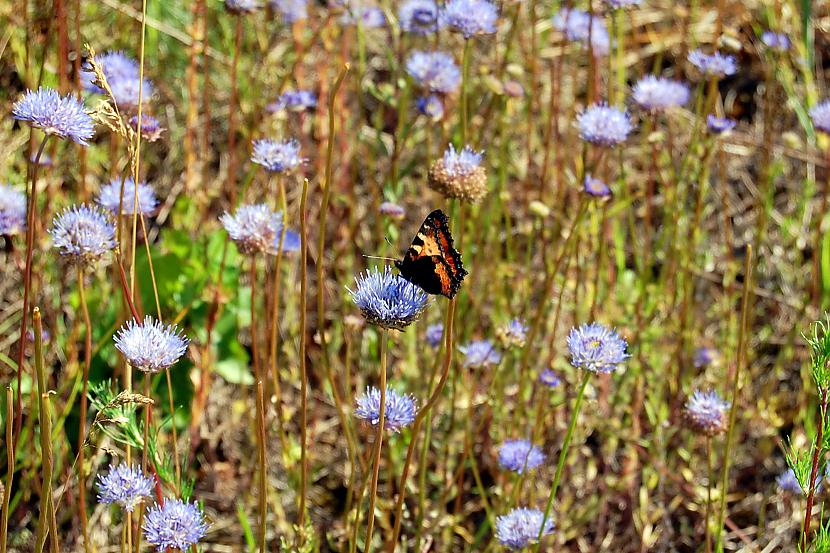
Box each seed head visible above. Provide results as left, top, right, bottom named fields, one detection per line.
left=428, top=144, right=488, bottom=203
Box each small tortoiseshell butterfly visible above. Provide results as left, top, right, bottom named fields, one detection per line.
left=395, top=209, right=467, bottom=298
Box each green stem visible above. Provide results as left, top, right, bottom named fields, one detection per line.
left=365, top=328, right=389, bottom=553
left=461, top=40, right=471, bottom=145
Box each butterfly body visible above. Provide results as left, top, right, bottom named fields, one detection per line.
left=395, top=209, right=467, bottom=298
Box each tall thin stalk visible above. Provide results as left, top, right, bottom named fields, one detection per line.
left=1, top=386, right=14, bottom=553
left=256, top=380, right=268, bottom=552
left=460, top=40, right=471, bottom=145
left=297, top=178, right=310, bottom=540
left=33, top=308, right=58, bottom=553
left=705, top=437, right=713, bottom=553
left=227, top=15, right=243, bottom=204
left=802, top=390, right=828, bottom=551
left=76, top=267, right=92, bottom=552
left=364, top=328, right=389, bottom=553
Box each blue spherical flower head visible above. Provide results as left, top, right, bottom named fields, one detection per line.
left=498, top=439, right=545, bottom=474
left=406, top=51, right=461, bottom=95
left=684, top=389, right=729, bottom=436
left=271, top=0, right=307, bottom=22
left=429, top=144, right=489, bottom=202
left=268, top=89, right=318, bottom=112
left=399, top=0, right=444, bottom=34
left=761, top=31, right=790, bottom=52
left=577, top=103, right=632, bottom=147
left=460, top=339, right=501, bottom=368
left=693, top=346, right=720, bottom=368
left=251, top=138, right=304, bottom=174
left=97, top=177, right=159, bottom=216
left=13, top=88, right=95, bottom=145
left=0, top=184, right=27, bottom=236
left=706, top=115, right=736, bottom=135
left=552, top=8, right=610, bottom=56
left=348, top=266, right=430, bottom=330
left=129, top=114, right=164, bottom=142
left=82, top=51, right=139, bottom=93
left=379, top=201, right=406, bottom=219
left=221, top=204, right=291, bottom=255
left=143, top=498, right=208, bottom=552
left=114, top=315, right=189, bottom=373
left=340, top=3, right=387, bottom=28
left=810, top=100, right=830, bottom=134
left=97, top=464, right=154, bottom=512
left=495, top=507, right=555, bottom=549
left=539, top=369, right=561, bottom=388
left=632, top=76, right=690, bottom=112
left=355, top=386, right=417, bottom=432
left=417, top=95, right=445, bottom=121
left=443, top=0, right=498, bottom=38
left=567, top=322, right=629, bottom=374
left=776, top=468, right=803, bottom=494
left=496, top=319, right=528, bottom=348
left=688, top=49, right=738, bottom=78
left=225, top=0, right=262, bottom=14
left=49, top=204, right=117, bottom=266
left=425, top=323, right=444, bottom=348
left=584, top=175, right=611, bottom=198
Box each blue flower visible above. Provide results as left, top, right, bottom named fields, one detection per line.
left=96, top=464, right=154, bottom=513
left=406, top=51, right=461, bottom=95
left=566, top=322, right=629, bottom=374
left=355, top=386, right=417, bottom=431
left=496, top=319, right=528, bottom=348
left=539, top=369, right=561, bottom=388
left=0, top=184, right=27, bottom=236
left=776, top=468, right=803, bottom=494
left=498, top=439, right=545, bottom=474
left=632, top=76, right=690, bottom=111
left=13, top=88, right=95, bottom=145
left=810, top=100, right=830, bottom=134
left=684, top=390, right=729, bottom=436
left=761, top=31, right=790, bottom=52
left=340, top=3, right=387, bottom=28
left=268, top=89, right=318, bottom=112
left=688, top=49, right=737, bottom=78
left=693, top=347, right=720, bottom=368
left=251, top=138, right=304, bottom=174
left=460, top=339, right=501, bottom=368
left=129, top=114, right=164, bottom=142
left=82, top=51, right=153, bottom=109
left=348, top=266, right=430, bottom=330
left=271, top=0, right=307, bottom=21
left=583, top=175, right=611, bottom=197
left=442, top=144, right=483, bottom=177
left=114, top=315, right=189, bottom=373
left=142, top=498, right=208, bottom=552
left=417, top=95, right=445, bottom=120
left=605, top=0, right=641, bottom=8
left=96, top=177, right=159, bottom=216
left=398, top=0, right=444, bottom=34
left=379, top=201, right=406, bottom=218
left=425, top=323, right=444, bottom=348
left=552, top=8, right=610, bottom=56
left=443, top=0, right=498, bottom=38
left=495, top=507, right=555, bottom=549
left=49, top=204, right=116, bottom=266
left=706, top=115, right=736, bottom=134
left=224, top=0, right=262, bottom=14
left=221, top=204, right=295, bottom=256
left=577, top=103, right=633, bottom=146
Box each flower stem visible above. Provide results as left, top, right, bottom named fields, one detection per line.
left=256, top=380, right=268, bottom=553
left=705, top=436, right=712, bottom=553
left=802, top=390, right=828, bottom=551
left=0, top=386, right=13, bottom=553
left=365, top=328, right=389, bottom=553
left=461, top=40, right=471, bottom=145
left=76, top=267, right=92, bottom=552
left=298, top=178, right=310, bottom=541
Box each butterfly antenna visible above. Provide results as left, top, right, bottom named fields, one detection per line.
left=362, top=254, right=397, bottom=262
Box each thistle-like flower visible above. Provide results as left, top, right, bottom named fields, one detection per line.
left=693, top=347, right=720, bottom=368
left=706, top=115, right=736, bottom=135
left=129, top=114, right=164, bottom=142
left=398, top=0, right=444, bottom=34
left=13, top=88, right=95, bottom=145
left=251, top=138, right=304, bottom=174
left=426, top=323, right=444, bottom=348
left=776, top=468, right=803, bottom=494
left=495, top=507, right=555, bottom=549
left=114, top=315, right=189, bottom=373
left=761, top=31, right=790, bottom=52
left=224, top=0, right=262, bottom=14
left=97, top=177, right=159, bottom=216
left=82, top=51, right=153, bottom=109
left=443, top=0, right=498, bottom=38
left=539, top=369, right=561, bottom=388
left=566, top=322, right=629, bottom=374
left=428, top=144, right=488, bottom=203
left=97, top=464, right=154, bottom=512
left=577, top=103, right=633, bottom=147
left=0, top=184, right=27, bottom=236
left=460, top=339, right=501, bottom=368
left=497, top=439, right=545, bottom=474
left=688, top=49, right=737, bottom=78
left=348, top=266, right=430, bottom=330
left=632, top=76, right=690, bottom=112
left=271, top=0, right=307, bottom=22
left=267, top=89, right=318, bottom=112
left=417, top=95, right=445, bottom=120
left=220, top=204, right=295, bottom=256
left=552, top=8, right=610, bottom=56
left=143, top=498, right=208, bottom=552
left=355, top=386, right=417, bottom=431
left=496, top=319, right=528, bottom=349
left=810, top=100, right=830, bottom=134
left=379, top=201, right=406, bottom=219
left=683, top=390, right=729, bottom=436
left=406, top=51, right=461, bottom=95
left=49, top=204, right=116, bottom=266
left=584, top=175, right=611, bottom=197
left=340, top=3, right=387, bottom=27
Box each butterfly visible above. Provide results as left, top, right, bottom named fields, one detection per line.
left=395, top=209, right=467, bottom=299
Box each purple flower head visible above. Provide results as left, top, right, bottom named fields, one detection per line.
left=810, top=100, right=830, bottom=134
left=49, top=204, right=116, bottom=266
left=496, top=319, right=528, bottom=348
left=495, top=507, right=555, bottom=549
left=340, top=3, right=387, bottom=28
left=13, top=88, right=95, bottom=145
left=97, top=177, right=159, bottom=216
left=82, top=51, right=153, bottom=109
left=577, top=103, right=633, bottom=146
left=114, top=315, right=190, bottom=373
left=224, top=0, right=262, bottom=14
left=97, top=464, right=154, bottom=513
left=684, top=390, right=729, bottom=436
left=706, top=115, right=736, bottom=135
left=632, top=76, right=690, bottom=111
left=417, top=95, right=445, bottom=120
left=584, top=175, right=611, bottom=197
left=0, top=184, right=27, bottom=236
left=693, top=346, right=720, bottom=368
left=776, top=468, right=822, bottom=496
left=221, top=204, right=294, bottom=256
left=498, top=439, right=545, bottom=474
left=539, top=369, right=561, bottom=388
left=268, top=89, right=318, bottom=112
left=688, top=49, right=737, bottom=78
left=443, top=0, right=498, bottom=38
left=441, top=144, right=483, bottom=177
left=271, top=0, right=307, bottom=22
left=761, top=31, right=790, bottom=52
left=129, top=114, right=164, bottom=142
left=567, top=322, right=629, bottom=374
left=460, top=339, right=501, bottom=368
left=251, top=138, right=304, bottom=174
left=348, top=266, right=430, bottom=330
left=355, top=386, right=417, bottom=431
left=552, top=8, right=610, bottom=56
left=379, top=201, right=406, bottom=218
left=143, top=498, right=208, bottom=551
left=406, top=51, right=461, bottom=95
left=399, top=0, right=445, bottom=34
left=605, top=0, right=642, bottom=8
left=425, top=323, right=444, bottom=348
